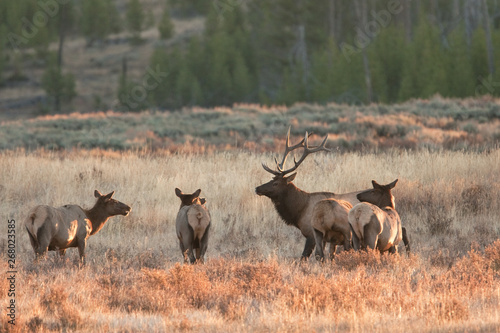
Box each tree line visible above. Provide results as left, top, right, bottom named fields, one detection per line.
left=1, top=0, right=500, bottom=113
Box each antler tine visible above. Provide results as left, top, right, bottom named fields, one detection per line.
left=276, top=127, right=312, bottom=171
left=261, top=162, right=282, bottom=176
left=278, top=132, right=330, bottom=175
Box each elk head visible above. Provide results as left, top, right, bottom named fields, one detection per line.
left=175, top=188, right=206, bottom=208
left=356, top=179, right=398, bottom=208
left=255, top=127, right=330, bottom=199
left=94, top=190, right=131, bottom=216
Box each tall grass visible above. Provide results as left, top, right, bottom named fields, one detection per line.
left=1, top=149, right=500, bottom=332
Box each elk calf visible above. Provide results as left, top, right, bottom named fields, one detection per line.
left=24, top=190, right=131, bottom=265
left=311, top=199, right=353, bottom=261
left=175, top=188, right=211, bottom=264
left=348, top=180, right=410, bottom=254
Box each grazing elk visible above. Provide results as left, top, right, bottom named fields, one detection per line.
left=175, top=188, right=211, bottom=264
left=255, top=128, right=377, bottom=259
left=25, top=190, right=131, bottom=265
left=348, top=179, right=410, bottom=255
left=311, top=198, right=353, bottom=261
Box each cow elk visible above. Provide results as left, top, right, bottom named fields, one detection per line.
left=175, top=188, right=211, bottom=264
left=25, top=190, right=131, bottom=265
left=311, top=199, right=353, bottom=261
left=348, top=179, right=410, bottom=255
left=255, top=127, right=378, bottom=259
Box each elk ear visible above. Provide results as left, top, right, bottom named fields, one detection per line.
left=372, top=180, right=383, bottom=189
left=94, top=190, right=103, bottom=198
left=193, top=189, right=202, bottom=198
left=387, top=179, right=398, bottom=189
left=285, top=172, right=297, bottom=183
left=104, top=191, right=115, bottom=199
left=175, top=188, right=183, bottom=197
left=200, top=198, right=206, bottom=205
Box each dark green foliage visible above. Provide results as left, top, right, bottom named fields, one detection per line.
left=41, top=55, right=76, bottom=111
left=0, top=25, right=6, bottom=85
left=170, top=0, right=211, bottom=16
left=1, top=0, right=500, bottom=113
left=158, top=3, right=174, bottom=40
left=81, top=0, right=122, bottom=44
left=126, top=0, right=145, bottom=42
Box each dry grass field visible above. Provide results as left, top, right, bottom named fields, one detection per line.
left=1, top=148, right=500, bottom=332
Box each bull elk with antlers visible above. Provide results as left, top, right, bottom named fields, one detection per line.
left=256, top=127, right=383, bottom=259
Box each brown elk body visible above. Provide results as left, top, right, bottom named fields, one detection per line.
left=311, top=199, right=353, bottom=261
left=256, top=128, right=373, bottom=259
left=24, top=190, right=131, bottom=264
left=175, top=188, right=211, bottom=264
left=348, top=180, right=410, bottom=254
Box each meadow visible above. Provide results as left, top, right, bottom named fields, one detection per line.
left=1, top=146, right=500, bottom=332
left=1, top=97, right=500, bottom=152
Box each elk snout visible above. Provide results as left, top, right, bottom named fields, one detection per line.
left=255, top=185, right=266, bottom=196
left=121, top=204, right=132, bottom=216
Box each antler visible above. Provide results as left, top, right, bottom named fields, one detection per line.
left=262, top=127, right=330, bottom=176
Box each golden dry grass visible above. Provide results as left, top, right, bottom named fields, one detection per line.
left=1, top=149, right=500, bottom=332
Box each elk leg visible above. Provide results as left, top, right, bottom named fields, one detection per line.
left=343, top=229, right=352, bottom=251
left=328, top=243, right=337, bottom=260
left=313, top=229, right=325, bottom=261
left=350, top=224, right=361, bottom=251
left=179, top=240, right=190, bottom=264
left=77, top=239, right=86, bottom=266
left=187, top=244, right=196, bottom=264
left=198, top=227, right=210, bottom=264
left=301, top=237, right=316, bottom=260
left=364, top=233, right=379, bottom=251
left=34, top=224, right=51, bottom=261
left=364, top=217, right=382, bottom=251
left=58, top=248, right=67, bottom=262
left=402, top=227, right=410, bottom=255
left=26, top=227, right=37, bottom=252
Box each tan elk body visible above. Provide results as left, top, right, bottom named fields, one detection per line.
left=175, top=188, right=211, bottom=264
left=255, top=128, right=381, bottom=259
left=311, top=199, right=353, bottom=261
left=348, top=180, right=410, bottom=254
left=24, top=190, right=131, bottom=264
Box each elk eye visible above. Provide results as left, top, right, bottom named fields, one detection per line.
left=273, top=182, right=279, bottom=187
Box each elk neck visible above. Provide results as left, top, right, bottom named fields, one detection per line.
left=271, top=184, right=309, bottom=227
left=85, top=205, right=111, bottom=235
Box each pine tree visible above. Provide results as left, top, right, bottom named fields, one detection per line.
left=126, top=0, right=145, bottom=43
left=149, top=48, right=182, bottom=109
left=399, top=19, right=446, bottom=100
left=41, top=54, right=76, bottom=113
left=310, top=40, right=339, bottom=103
left=370, top=25, right=406, bottom=103
left=232, top=52, right=252, bottom=102
left=0, top=25, right=6, bottom=85
left=81, top=0, right=121, bottom=45
left=158, top=3, right=175, bottom=40
left=446, top=28, right=475, bottom=97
